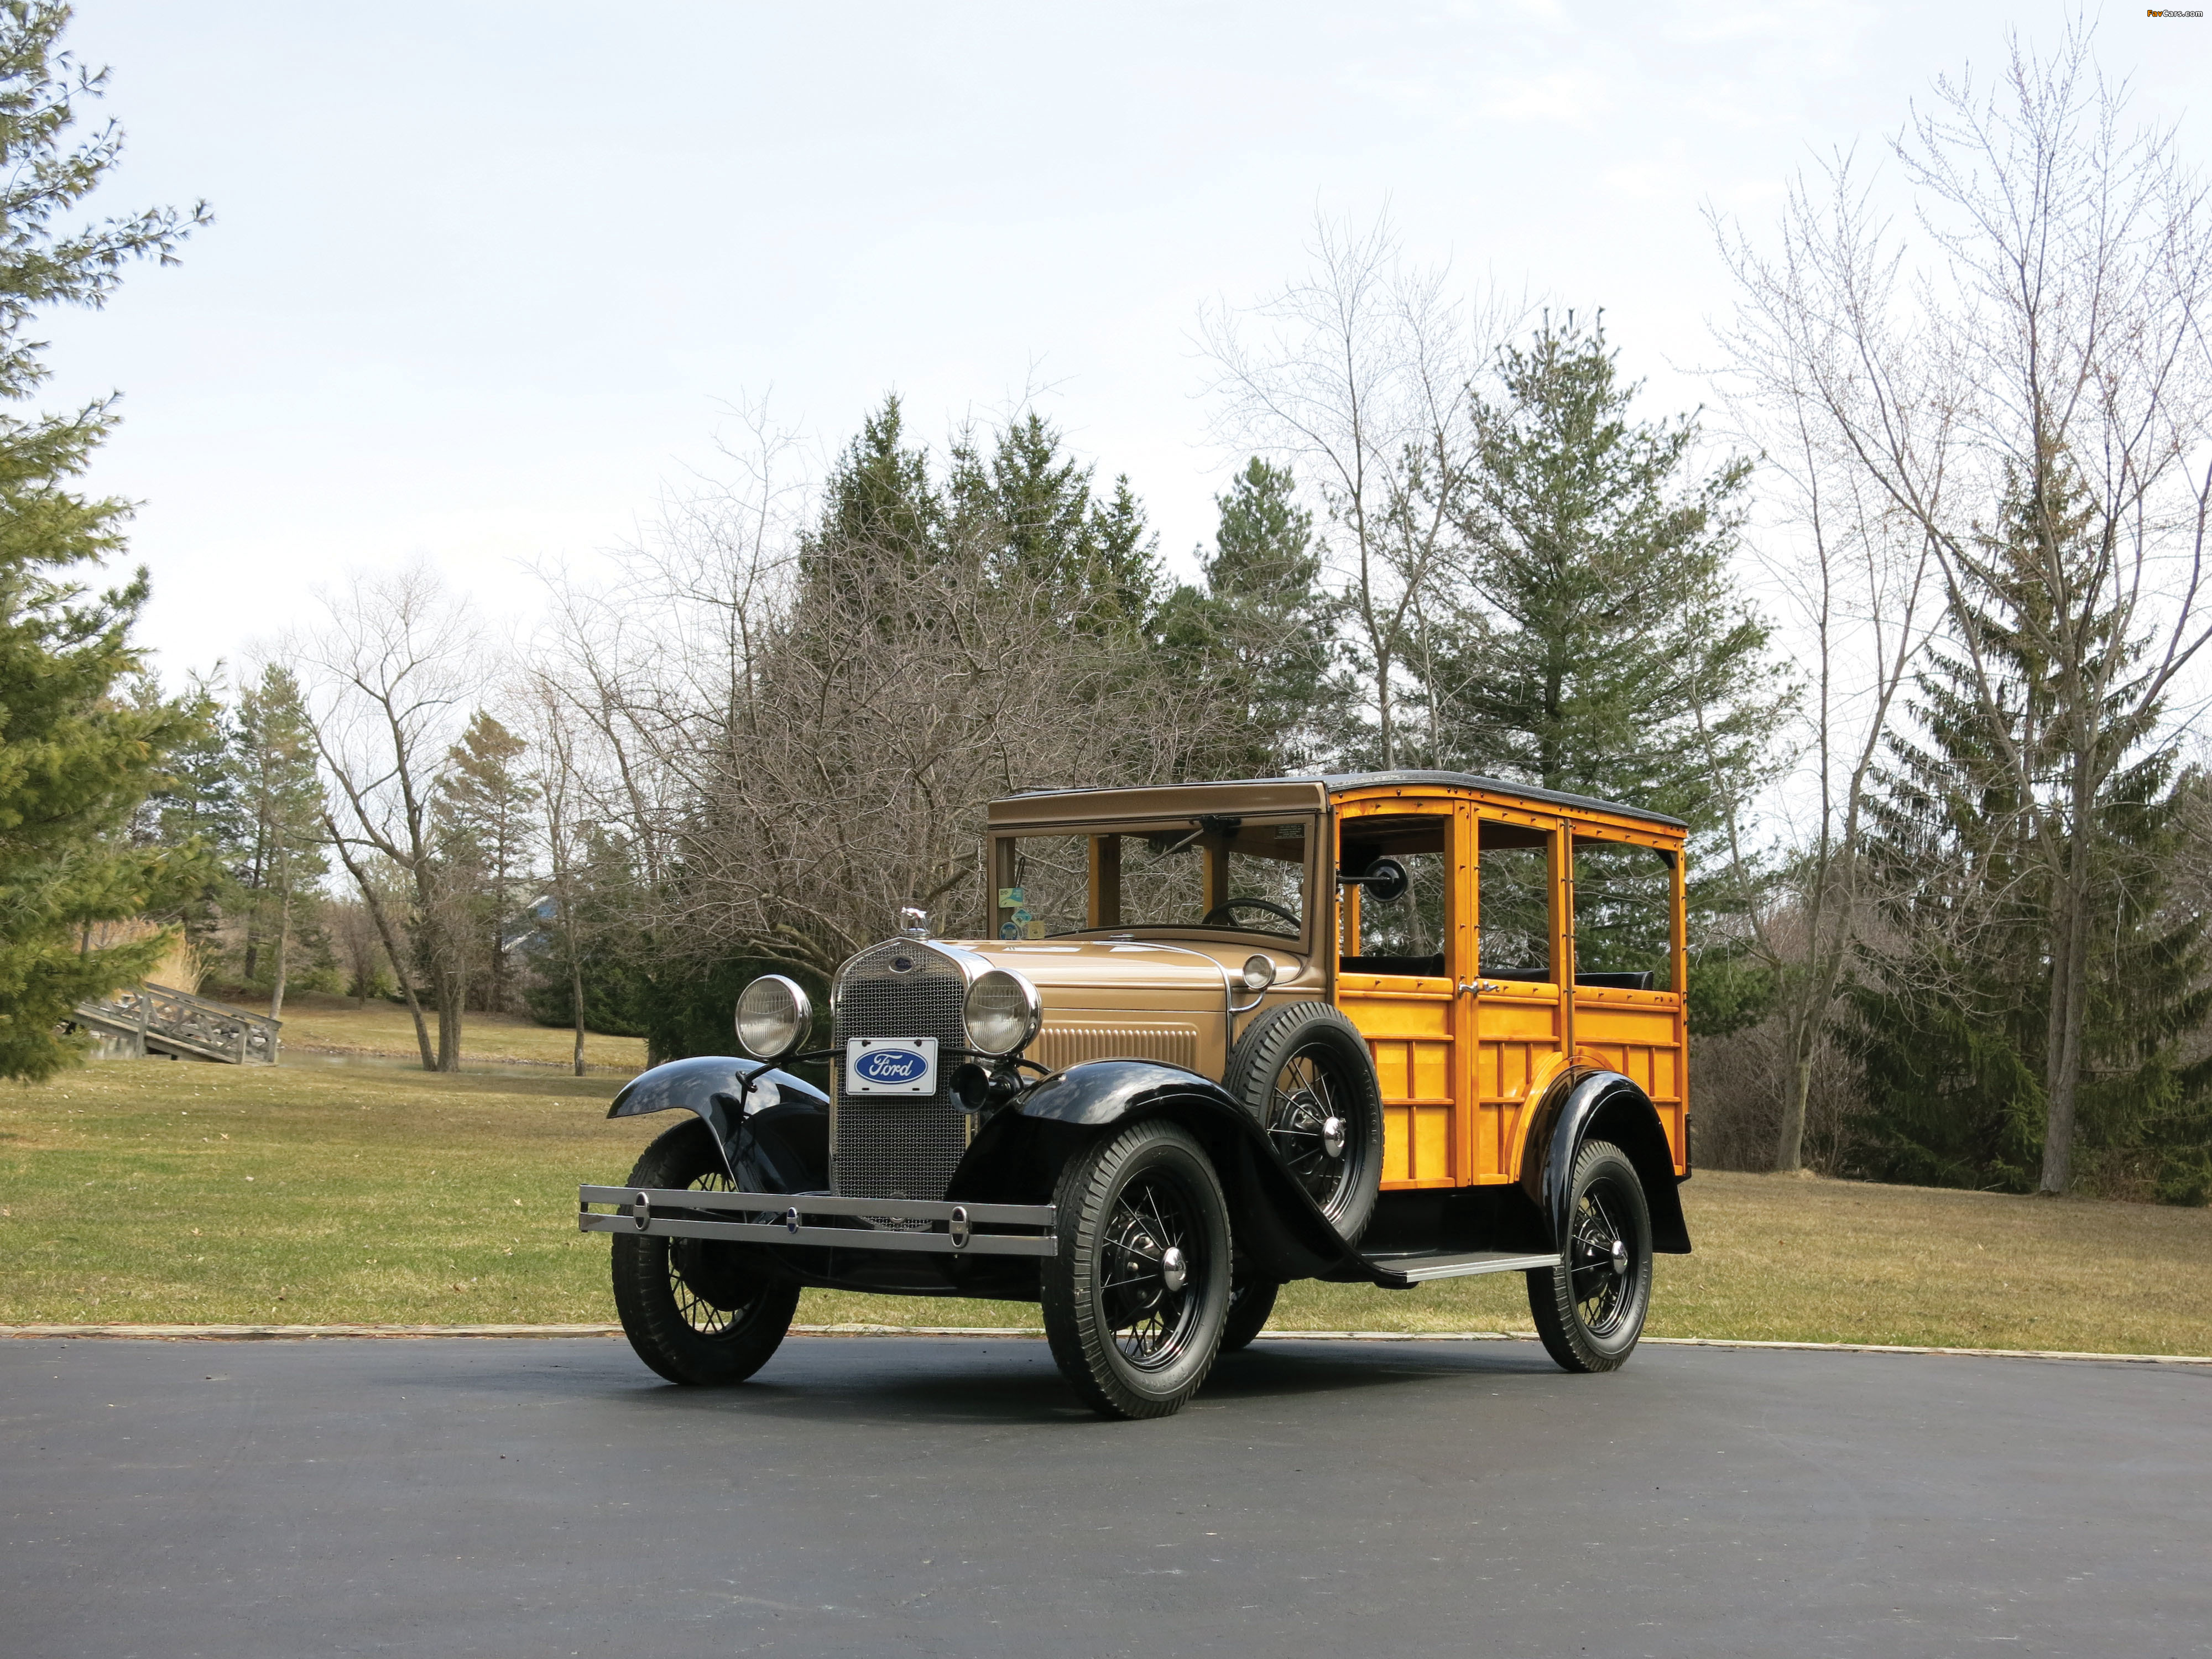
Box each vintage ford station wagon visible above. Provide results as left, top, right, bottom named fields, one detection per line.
left=580, top=771, right=1691, bottom=1418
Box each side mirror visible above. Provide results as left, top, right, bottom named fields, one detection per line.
left=1338, top=857, right=1409, bottom=906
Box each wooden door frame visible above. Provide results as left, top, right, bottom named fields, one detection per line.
left=1334, top=792, right=1467, bottom=1189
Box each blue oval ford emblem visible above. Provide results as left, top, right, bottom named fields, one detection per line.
left=854, top=1046, right=928, bottom=1084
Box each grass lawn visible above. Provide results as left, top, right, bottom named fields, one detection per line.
left=261, top=989, right=646, bottom=1074
left=4, top=1057, right=2209, bottom=1354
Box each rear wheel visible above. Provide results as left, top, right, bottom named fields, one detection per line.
left=1219, top=1275, right=1280, bottom=1353
left=1526, top=1139, right=1652, bottom=1373
left=611, top=1117, right=800, bottom=1385
left=1041, top=1120, right=1233, bottom=1420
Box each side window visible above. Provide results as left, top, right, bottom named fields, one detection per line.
left=1572, top=839, right=1676, bottom=990
left=1342, top=813, right=1451, bottom=977
left=1478, top=820, right=1553, bottom=982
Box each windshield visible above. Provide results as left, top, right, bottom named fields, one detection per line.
left=992, top=817, right=1311, bottom=941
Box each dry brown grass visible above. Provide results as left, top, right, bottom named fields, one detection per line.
left=266, top=990, right=646, bottom=1073
left=4, top=1059, right=2207, bottom=1353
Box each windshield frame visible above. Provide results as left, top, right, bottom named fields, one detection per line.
left=987, top=812, right=1321, bottom=952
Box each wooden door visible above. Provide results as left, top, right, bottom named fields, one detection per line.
left=1567, top=827, right=1689, bottom=1170
left=1334, top=797, right=1467, bottom=1189
left=1465, top=806, right=1569, bottom=1182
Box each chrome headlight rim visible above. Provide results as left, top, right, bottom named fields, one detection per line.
left=962, top=967, right=1042, bottom=1058
left=735, top=973, right=812, bottom=1061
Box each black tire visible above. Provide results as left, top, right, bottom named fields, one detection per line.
left=1041, top=1120, right=1233, bottom=1420
left=1526, top=1139, right=1653, bottom=1373
left=1219, top=1275, right=1280, bottom=1353
left=1224, top=1001, right=1385, bottom=1244
left=611, top=1117, right=801, bottom=1386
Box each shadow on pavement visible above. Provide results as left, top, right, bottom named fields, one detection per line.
left=518, top=1333, right=1574, bottom=1427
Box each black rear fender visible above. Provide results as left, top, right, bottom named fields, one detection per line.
left=1519, top=1067, right=1691, bottom=1254
left=947, top=1060, right=1354, bottom=1281
left=606, top=1055, right=830, bottom=1193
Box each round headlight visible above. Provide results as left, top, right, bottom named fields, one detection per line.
left=963, top=968, right=1041, bottom=1057
left=1241, top=954, right=1277, bottom=992
left=735, top=974, right=811, bottom=1060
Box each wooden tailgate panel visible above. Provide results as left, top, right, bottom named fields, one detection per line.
left=1573, top=995, right=1686, bottom=1161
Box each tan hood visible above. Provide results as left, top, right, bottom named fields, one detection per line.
left=951, top=938, right=1234, bottom=1008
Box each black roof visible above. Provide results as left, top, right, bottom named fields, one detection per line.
left=1318, top=770, right=1689, bottom=830
left=1010, top=771, right=1687, bottom=830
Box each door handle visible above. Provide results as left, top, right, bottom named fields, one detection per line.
left=1459, top=980, right=1506, bottom=995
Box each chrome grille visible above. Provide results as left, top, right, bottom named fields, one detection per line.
left=831, top=939, right=968, bottom=1203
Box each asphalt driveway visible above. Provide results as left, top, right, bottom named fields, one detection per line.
left=3, top=1333, right=2206, bottom=1658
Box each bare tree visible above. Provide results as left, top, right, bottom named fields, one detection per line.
left=295, top=567, right=481, bottom=1071
left=524, top=676, right=593, bottom=1076
left=535, top=405, right=1229, bottom=989
left=1714, top=21, right=2212, bottom=1190
left=1693, top=362, right=1937, bottom=1170
left=327, top=895, right=394, bottom=1006
left=1198, top=211, right=1501, bottom=767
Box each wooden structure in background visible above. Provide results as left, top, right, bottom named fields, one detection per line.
left=68, top=983, right=281, bottom=1066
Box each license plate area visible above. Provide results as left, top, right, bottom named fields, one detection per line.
left=844, top=1036, right=939, bottom=1095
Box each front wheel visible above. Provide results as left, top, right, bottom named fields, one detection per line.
left=611, top=1117, right=801, bottom=1386
left=1526, top=1139, right=1653, bottom=1373
left=1041, top=1120, right=1233, bottom=1419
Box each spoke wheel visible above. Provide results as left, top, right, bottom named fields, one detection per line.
left=1527, top=1139, right=1652, bottom=1373
left=1042, top=1120, right=1232, bottom=1419
left=612, top=1118, right=801, bottom=1386
left=666, top=1166, right=748, bottom=1337
left=1266, top=1051, right=1353, bottom=1213
left=1098, top=1172, right=1208, bottom=1369
left=1224, top=1003, right=1384, bottom=1243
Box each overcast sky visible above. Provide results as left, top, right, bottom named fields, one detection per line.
left=39, top=2, right=2210, bottom=684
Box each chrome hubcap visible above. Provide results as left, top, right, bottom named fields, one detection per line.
left=1321, top=1115, right=1347, bottom=1159
left=1160, top=1245, right=1188, bottom=1292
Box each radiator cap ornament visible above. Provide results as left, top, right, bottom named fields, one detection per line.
left=898, top=906, right=930, bottom=939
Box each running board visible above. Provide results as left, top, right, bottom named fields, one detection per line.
left=1355, top=1249, right=1561, bottom=1289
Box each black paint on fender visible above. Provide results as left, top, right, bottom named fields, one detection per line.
left=606, top=1055, right=830, bottom=1193
left=951, top=1059, right=1361, bottom=1282
left=1518, top=1067, right=1692, bottom=1254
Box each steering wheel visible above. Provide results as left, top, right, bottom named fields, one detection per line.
left=1202, top=897, right=1302, bottom=930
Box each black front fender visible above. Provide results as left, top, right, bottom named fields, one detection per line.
left=945, top=1060, right=1358, bottom=1281
left=1519, top=1067, right=1691, bottom=1254
left=607, top=1055, right=830, bottom=1193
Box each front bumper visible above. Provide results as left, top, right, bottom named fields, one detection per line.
left=578, top=1186, right=1058, bottom=1258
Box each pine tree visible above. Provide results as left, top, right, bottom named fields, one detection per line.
left=1156, top=457, right=1338, bottom=776
left=434, top=711, right=535, bottom=1014
left=803, top=395, right=946, bottom=615
left=234, top=665, right=326, bottom=1018
left=1446, top=314, right=1780, bottom=832
left=135, top=670, right=244, bottom=958
left=1849, top=463, right=2212, bottom=1198
left=0, top=4, right=205, bottom=1078
left=947, top=411, right=1162, bottom=635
